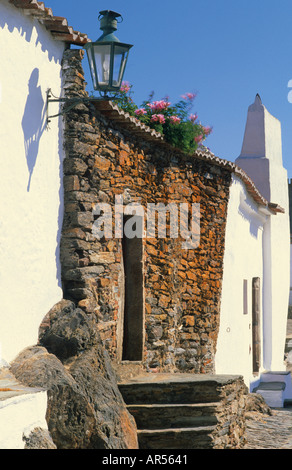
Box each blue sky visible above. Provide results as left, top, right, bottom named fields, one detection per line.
left=47, top=0, right=292, bottom=179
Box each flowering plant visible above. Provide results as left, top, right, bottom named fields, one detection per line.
left=113, top=83, right=212, bottom=153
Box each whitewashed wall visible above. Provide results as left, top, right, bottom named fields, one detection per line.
left=263, top=194, right=290, bottom=372
left=290, top=245, right=292, bottom=305
left=217, top=97, right=290, bottom=389
left=236, top=96, right=290, bottom=374
left=215, top=174, right=267, bottom=385
left=0, top=1, right=65, bottom=362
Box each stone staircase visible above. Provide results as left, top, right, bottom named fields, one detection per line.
left=253, top=371, right=292, bottom=408
left=0, top=368, right=48, bottom=449
left=118, top=373, right=247, bottom=449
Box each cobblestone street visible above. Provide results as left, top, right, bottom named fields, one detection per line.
left=245, top=407, right=292, bottom=449
left=245, top=318, right=292, bottom=449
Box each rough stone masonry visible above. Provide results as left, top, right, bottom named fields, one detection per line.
left=60, top=49, right=232, bottom=376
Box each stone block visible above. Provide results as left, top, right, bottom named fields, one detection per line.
left=63, top=266, right=105, bottom=281
left=63, top=158, right=88, bottom=175
left=94, top=155, right=111, bottom=171
left=89, top=252, right=115, bottom=264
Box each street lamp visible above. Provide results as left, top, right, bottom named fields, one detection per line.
left=46, top=10, right=133, bottom=124
left=84, top=10, right=133, bottom=97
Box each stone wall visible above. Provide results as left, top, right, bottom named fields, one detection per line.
left=60, top=49, right=232, bottom=375
left=212, top=376, right=248, bottom=448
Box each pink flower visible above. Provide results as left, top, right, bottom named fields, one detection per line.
left=120, top=81, right=131, bottom=93
left=170, top=115, right=181, bottom=124
left=135, top=108, right=147, bottom=116
left=194, top=134, right=203, bottom=143
left=189, top=113, right=198, bottom=122
left=203, top=126, right=212, bottom=135
left=181, top=92, right=196, bottom=101
left=147, top=100, right=171, bottom=112
left=151, top=114, right=165, bottom=124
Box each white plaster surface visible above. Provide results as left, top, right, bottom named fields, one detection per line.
left=215, top=174, right=266, bottom=384
left=290, top=244, right=292, bottom=305
left=217, top=97, right=290, bottom=390
left=236, top=97, right=290, bottom=374
left=0, top=1, right=65, bottom=363
left=238, top=94, right=282, bottom=165
left=263, top=205, right=290, bottom=372
left=0, top=391, right=48, bottom=449
left=239, top=94, right=266, bottom=159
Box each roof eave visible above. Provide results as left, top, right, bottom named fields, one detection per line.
left=8, top=0, right=89, bottom=45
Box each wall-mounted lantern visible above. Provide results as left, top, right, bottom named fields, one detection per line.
left=84, top=10, right=133, bottom=96
left=46, top=10, right=133, bottom=124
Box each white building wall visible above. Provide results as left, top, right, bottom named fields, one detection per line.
left=290, top=244, right=292, bottom=305
left=215, top=174, right=266, bottom=385
left=264, top=203, right=290, bottom=371
left=236, top=96, right=290, bottom=373
left=289, top=181, right=292, bottom=306
left=0, top=1, right=65, bottom=363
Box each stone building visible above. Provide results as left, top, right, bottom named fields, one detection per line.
left=59, top=53, right=290, bottom=392
left=0, top=0, right=291, bottom=449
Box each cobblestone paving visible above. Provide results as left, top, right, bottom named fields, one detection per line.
left=244, top=318, right=292, bottom=449
left=245, top=408, right=292, bottom=449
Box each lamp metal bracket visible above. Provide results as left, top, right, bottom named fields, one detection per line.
left=46, top=88, right=111, bottom=127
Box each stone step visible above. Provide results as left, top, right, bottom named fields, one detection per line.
left=127, top=403, right=219, bottom=429
left=137, top=426, right=216, bottom=449
left=119, top=373, right=247, bottom=449
left=118, top=373, right=239, bottom=405
left=258, top=371, right=292, bottom=406
left=260, top=371, right=291, bottom=383
left=253, top=381, right=286, bottom=408
left=253, top=381, right=286, bottom=392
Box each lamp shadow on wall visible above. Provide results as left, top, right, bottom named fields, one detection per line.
left=22, top=68, right=47, bottom=191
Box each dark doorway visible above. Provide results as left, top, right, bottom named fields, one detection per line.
left=122, top=215, right=144, bottom=361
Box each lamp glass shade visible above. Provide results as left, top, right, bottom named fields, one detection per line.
left=86, top=41, right=132, bottom=93
left=112, top=44, right=130, bottom=87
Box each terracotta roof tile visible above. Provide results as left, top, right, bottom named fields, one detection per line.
left=92, top=100, right=164, bottom=142
left=8, top=0, right=88, bottom=45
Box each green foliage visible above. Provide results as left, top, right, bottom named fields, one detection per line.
left=113, top=83, right=212, bottom=154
